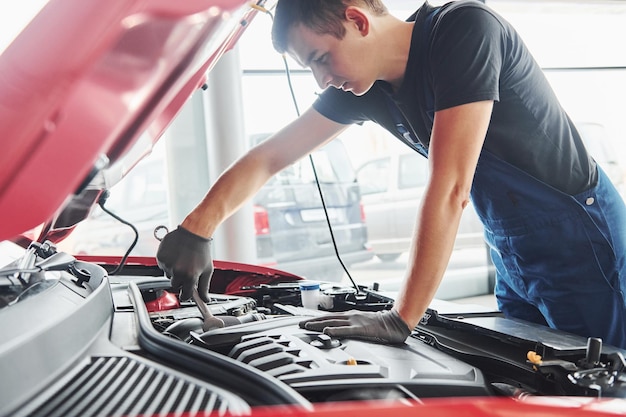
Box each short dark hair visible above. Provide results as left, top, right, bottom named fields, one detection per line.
left=271, top=0, right=388, bottom=54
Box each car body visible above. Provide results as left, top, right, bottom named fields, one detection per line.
left=1, top=1, right=626, bottom=417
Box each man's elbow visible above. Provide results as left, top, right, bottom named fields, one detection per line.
left=452, top=183, right=472, bottom=211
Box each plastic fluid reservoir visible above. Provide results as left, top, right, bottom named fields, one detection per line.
left=299, top=281, right=320, bottom=310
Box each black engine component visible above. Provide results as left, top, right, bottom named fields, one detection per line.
left=140, top=280, right=626, bottom=404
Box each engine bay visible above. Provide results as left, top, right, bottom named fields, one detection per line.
left=134, top=267, right=626, bottom=404
left=3, top=242, right=626, bottom=415
left=140, top=280, right=489, bottom=404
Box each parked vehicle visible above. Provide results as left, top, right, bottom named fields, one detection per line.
left=356, top=151, right=486, bottom=263
left=355, top=150, right=493, bottom=299
left=1, top=1, right=626, bottom=417
left=355, top=121, right=624, bottom=265
left=64, top=137, right=371, bottom=282
left=251, top=136, right=372, bottom=281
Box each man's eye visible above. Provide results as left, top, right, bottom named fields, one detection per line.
left=314, top=54, right=328, bottom=65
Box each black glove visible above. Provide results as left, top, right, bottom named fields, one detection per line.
left=299, top=309, right=411, bottom=344
left=156, top=226, right=213, bottom=302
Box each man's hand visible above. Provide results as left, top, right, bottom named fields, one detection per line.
left=156, top=226, right=213, bottom=302
left=299, top=309, right=412, bottom=344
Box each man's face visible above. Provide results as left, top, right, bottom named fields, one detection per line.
left=286, top=21, right=376, bottom=96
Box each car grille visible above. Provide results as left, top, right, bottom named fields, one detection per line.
left=30, top=356, right=245, bottom=417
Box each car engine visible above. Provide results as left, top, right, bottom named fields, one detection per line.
left=2, top=242, right=626, bottom=417
left=143, top=284, right=488, bottom=404
left=134, top=266, right=626, bottom=404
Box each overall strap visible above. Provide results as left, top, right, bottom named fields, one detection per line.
left=385, top=97, right=429, bottom=157
left=384, top=6, right=442, bottom=158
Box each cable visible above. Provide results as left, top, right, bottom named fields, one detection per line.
left=97, top=191, right=139, bottom=276
left=255, top=5, right=361, bottom=293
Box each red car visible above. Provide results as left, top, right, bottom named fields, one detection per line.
left=1, top=1, right=625, bottom=417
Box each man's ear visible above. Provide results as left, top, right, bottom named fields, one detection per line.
left=345, top=6, right=370, bottom=36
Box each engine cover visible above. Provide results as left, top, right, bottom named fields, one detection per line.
left=203, top=319, right=492, bottom=401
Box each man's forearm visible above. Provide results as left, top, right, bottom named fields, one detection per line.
left=179, top=108, right=349, bottom=239
left=394, top=187, right=466, bottom=329
left=181, top=149, right=275, bottom=238
left=395, top=101, right=492, bottom=329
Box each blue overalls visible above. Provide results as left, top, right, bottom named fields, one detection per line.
left=390, top=2, right=626, bottom=348
left=471, top=150, right=626, bottom=348
left=392, top=104, right=626, bottom=347
left=387, top=86, right=626, bottom=348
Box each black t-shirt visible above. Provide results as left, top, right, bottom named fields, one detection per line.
left=313, top=0, right=596, bottom=195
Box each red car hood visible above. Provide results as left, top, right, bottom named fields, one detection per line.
left=0, top=0, right=267, bottom=242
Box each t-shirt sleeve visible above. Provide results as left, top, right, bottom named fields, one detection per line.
left=312, top=87, right=371, bottom=125
left=430, top=6, right=504, bottom=111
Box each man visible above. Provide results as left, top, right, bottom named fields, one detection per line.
left=157, top=0, right=626, bottom=348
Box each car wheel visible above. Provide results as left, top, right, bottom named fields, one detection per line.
left=377, top=253, right=402, bottom=263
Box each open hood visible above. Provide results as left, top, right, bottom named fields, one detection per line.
left=0, top=0, right=268, bottom=243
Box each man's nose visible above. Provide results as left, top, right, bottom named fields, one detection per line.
left=312, top=67, right=332, bottom=90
